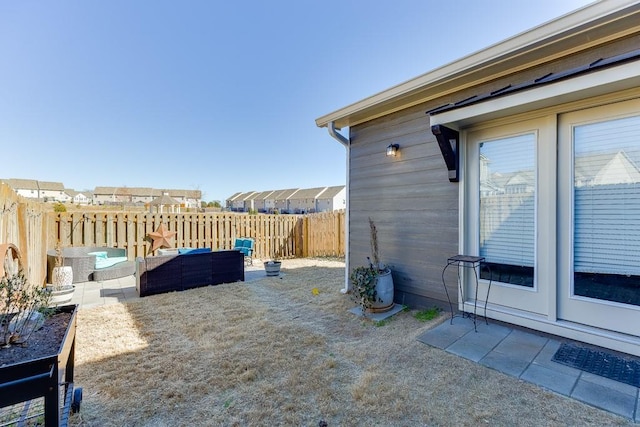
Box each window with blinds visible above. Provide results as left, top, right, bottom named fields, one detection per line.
left=479, top=133, right=536, bottom=286
left=573, top=115, right=640, bottom=306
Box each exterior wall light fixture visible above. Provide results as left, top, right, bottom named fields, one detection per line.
left=386, top=144, right=399, bottom=157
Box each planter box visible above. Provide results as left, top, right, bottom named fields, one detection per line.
left=0, top=304, right=78, bottom=426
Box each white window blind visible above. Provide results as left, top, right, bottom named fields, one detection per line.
left=479, top=134, right=535, bottom=267
left=574, top=115, right=640, bottom=275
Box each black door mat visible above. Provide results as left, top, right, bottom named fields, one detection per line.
left=552, top=343, right=640, bottom=387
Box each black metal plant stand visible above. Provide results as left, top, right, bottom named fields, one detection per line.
left=441, top=255, right=492, bottom=332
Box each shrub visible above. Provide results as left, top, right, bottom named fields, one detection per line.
left=349, top=266, right=380, bottom=313
left=0, top=272, right=52, bottom=346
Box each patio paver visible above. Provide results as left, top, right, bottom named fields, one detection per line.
left=418, top=317, right=640, bottom=422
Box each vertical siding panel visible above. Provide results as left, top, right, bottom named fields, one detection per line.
left=349, top=105, right=458, bottom=307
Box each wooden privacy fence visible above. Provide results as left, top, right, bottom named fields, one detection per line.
left=0, top=183, right=50, bottom=286
left=301, top=210, right=345, bottom=258
left=50, top=211, right=346, bottom=261
left=0, top=182, right=344, bottom=286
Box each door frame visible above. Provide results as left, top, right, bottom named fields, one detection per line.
left=462, top=116, right=556, bottom=316
left=557, top=98, right=640, bottom=337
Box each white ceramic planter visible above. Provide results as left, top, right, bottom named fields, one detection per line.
left=52, top=266, right=73, bottom=288
left=46, top=284, right=75, bottom=306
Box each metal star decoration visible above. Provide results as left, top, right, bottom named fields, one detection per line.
left=147, top=224, right=177, bottom=252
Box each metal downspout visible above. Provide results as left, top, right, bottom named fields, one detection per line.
left=327, top=121, right=351, bottom=293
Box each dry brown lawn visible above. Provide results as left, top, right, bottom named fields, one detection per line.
left=70, top=258, right=631, bottom=426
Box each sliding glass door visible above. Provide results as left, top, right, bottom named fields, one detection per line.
left=558, top=99, right=640, bottom=336
left=466, top=118, right=551, bottom=315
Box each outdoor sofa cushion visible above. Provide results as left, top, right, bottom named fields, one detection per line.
left=46, top=246, right=129, bottom=283
left=178, top=248, right=212, bottom=255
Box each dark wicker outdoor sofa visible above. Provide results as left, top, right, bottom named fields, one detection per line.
left=46, top=246, right=136, bottom=284
left=135, top=249, right=244, bottom=297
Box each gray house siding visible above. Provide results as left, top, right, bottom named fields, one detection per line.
left=348, top=104, right=458, bottom=309
left=347, top=34, right=640, bottom=310
left=318, top=2, right=640, bottom=356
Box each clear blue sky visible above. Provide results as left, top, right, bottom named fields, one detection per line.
left=0, top=0, right=592, bottom=203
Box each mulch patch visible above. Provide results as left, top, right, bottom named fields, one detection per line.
left=0, top=311, right=72, bottom=367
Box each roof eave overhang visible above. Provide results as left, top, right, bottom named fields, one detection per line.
left=430, top=60, right=640, bottom=128
left=315, top=0, right=640, bottom=130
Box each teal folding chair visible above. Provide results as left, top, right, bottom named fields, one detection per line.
left=233, top=238, right=254, bottom=265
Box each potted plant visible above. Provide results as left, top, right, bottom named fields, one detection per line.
left=264, top=243, right=282, bottom=277
left=350, top=218, right=394, bottom=314
left=0, top=242, right=82, bottom=424
left=47, top=241, right=75, bottom=306
left=264, top=254, right=282, bottom=277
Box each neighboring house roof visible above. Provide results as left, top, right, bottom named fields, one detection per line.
left=576, top=151, right=640, bottom=185
left=165, top=189, right=202, bottom=199
left=3, top=179, right=67, bottom=192
left=250, top=190, right=275, bottom=201
left=318, top=185, right=345, bottom=198
left=149, top=193, right=181, bottom=206
left=315, top=2, right=640, bottom=129
left=95, top=187, right=123, bottom=196
left=482, top=151, right=640, bottom=193
left=4, top=179, right=39, bottom=190
left=66, top=189, right=91, bottom=197
left=271, top=188, right=299, bottom=200
left=227, top=187, right=345, bottom=205
left=93, top=186, right=201, bottom=199
left=288, top=187, right=327, bottom=200
left=233, top=191, right=256, bottom=201
left=38, top=181, right=65, bottom=191
left=243, top=191, right=258, bottom=201
left=131, top=187, right=155, bottom=197
left=227, top=192, right=243, bottom=201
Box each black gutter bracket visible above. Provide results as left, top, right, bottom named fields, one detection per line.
left=431, top=124, right=459, bottom=182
